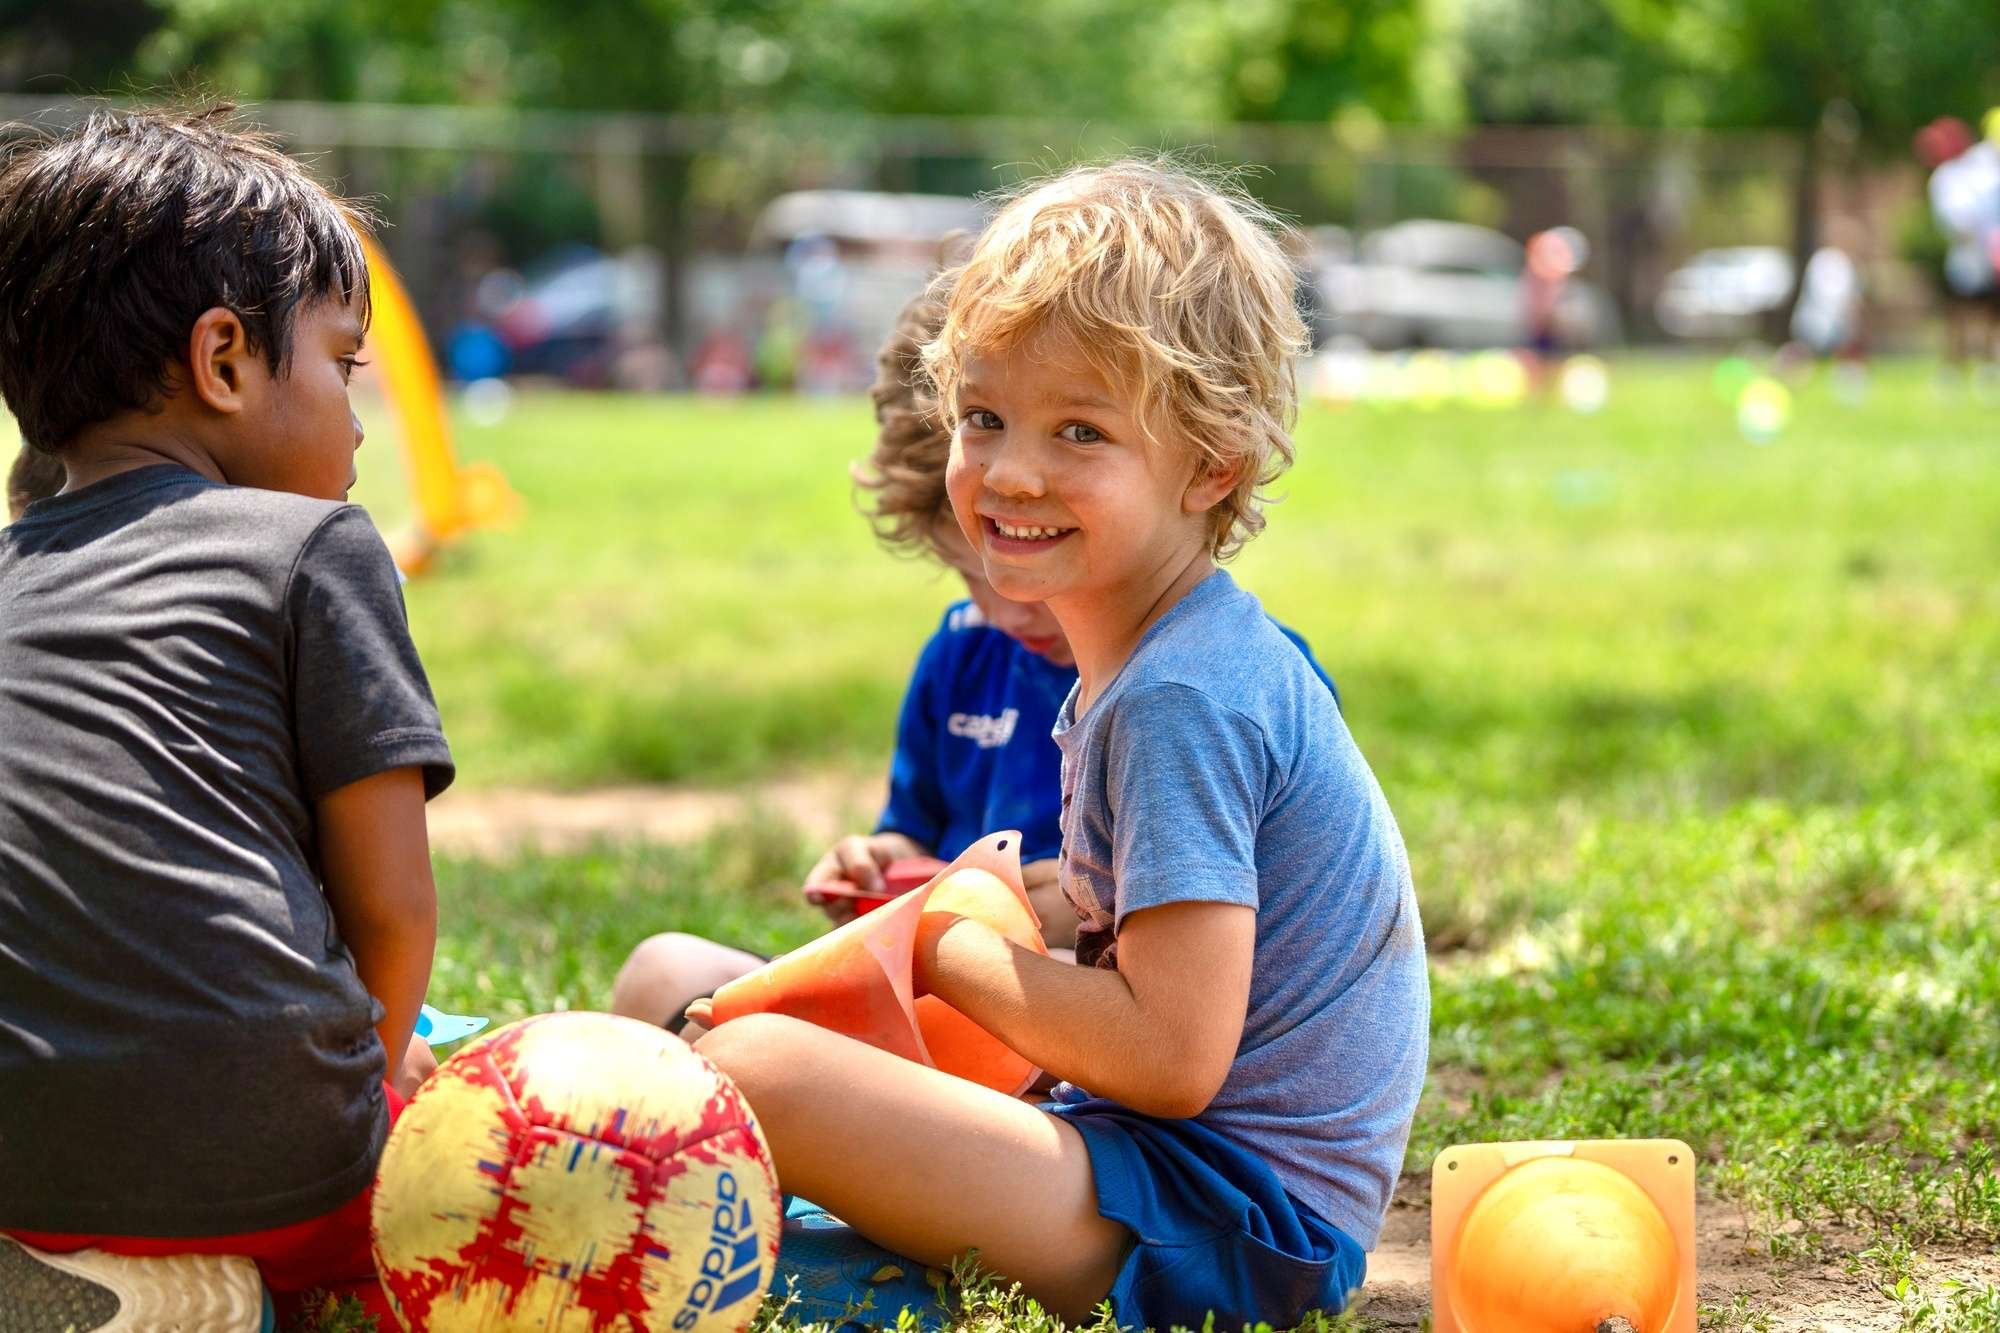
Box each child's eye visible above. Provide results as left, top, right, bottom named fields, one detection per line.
left=964, top=409, right=1003, bottom=431
left=339, top=356, right=370, bottom=379
left=1059, top=422, right=1104, bottom=445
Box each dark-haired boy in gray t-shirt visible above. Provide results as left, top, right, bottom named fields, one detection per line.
left=0, top=105, right=451, bottom=1322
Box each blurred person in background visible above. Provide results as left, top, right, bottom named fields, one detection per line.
left=1790, top=218, right=1868, bottom=401
left=1521, top=227, right=1581, bottom=393
left=1918, top=114, right=2000, bottom=383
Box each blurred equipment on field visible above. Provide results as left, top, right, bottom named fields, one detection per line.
left=357, top=233, right=522, bottom=574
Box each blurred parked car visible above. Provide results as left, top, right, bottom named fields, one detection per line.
left=1653, top=246, right=1795, bottom=340
left=1316, top=220, right=1621, bottom=350
left=491, top=245, right=664, bottom=385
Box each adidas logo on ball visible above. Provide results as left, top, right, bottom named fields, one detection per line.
left=676, top=1170, right=766, bottom=1328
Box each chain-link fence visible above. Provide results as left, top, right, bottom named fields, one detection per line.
left=1, top=95, right=1943, bottom=391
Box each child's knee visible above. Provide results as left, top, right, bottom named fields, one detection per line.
left=609, top=932, right=704, bottom=1019
left=693, top=1013, right=820, bottom=1114
left=617, top=931, right=698, bottom=979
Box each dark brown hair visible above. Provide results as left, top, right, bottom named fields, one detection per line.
left=6, top=444, right=64, bottom=520
left=0, top=103, right=370, bottom=452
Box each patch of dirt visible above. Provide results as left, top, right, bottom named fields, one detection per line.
left=425, top=771, right=884, bottom=858
left=1353, top=1176, right=2000, bottom=1330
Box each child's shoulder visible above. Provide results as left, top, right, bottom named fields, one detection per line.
left=158, top=479, right=391, bottom=577
left=1123, top=574, right=1326, bottom=720
left=921, top=598, right=1030, bottom=669
left=4, top=471, right=397, bottom=621
left=934, top=598, right=1012, bottom=640
left=8, top=466, right=352, bottom=546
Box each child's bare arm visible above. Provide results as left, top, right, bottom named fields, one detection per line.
left=917, top=900, right=1253, bottom=1117
left=317, top=766, right=438, bottom=1072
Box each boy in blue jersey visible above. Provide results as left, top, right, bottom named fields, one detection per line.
left=610, top=289, right=1335, bottom=1031
left=688, top=161, right=1426, bottom=1331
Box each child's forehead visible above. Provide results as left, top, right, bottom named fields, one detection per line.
left=298, top=289, right=369, bottom=342
left=962, top=327, right=1131, bottom=408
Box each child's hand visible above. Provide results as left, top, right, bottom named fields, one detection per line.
left=392, top=1035, right=437, bottom=1099
left=803, top=832, right=929, bottom=922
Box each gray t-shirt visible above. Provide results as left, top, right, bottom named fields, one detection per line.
left=0, top=465, right=453, bottom=1235
left=1053, top=570, right=1427, bottom=1249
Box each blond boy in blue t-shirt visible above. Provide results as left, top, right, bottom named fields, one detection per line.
left=691, top=161, right=1426, bottom=1330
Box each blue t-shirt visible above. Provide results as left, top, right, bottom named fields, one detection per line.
left=1051, top=570, right=1427, bottom=1250
left=875, top=600, right=1336, bottom=864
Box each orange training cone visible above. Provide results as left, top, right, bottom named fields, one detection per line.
left=706, top=831, right=1048, bottom=1095
left=1432, top=1140, right=1696, bottom=1333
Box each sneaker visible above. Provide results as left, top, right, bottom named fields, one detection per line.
left=0, top=1237, right=271, bottom=1332
left=774, top=1198, right=952, bottom=1331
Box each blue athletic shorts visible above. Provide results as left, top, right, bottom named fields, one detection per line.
left=1048, top=1094, right=1366, bottom=1330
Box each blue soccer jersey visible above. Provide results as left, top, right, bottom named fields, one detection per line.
left=875, top=601, right=1336, bottom=864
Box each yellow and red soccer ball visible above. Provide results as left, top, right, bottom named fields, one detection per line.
left=371, top=1012, right=780, bottom=1333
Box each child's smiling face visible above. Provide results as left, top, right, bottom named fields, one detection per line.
left=945, top=328, right=1222, bottom=618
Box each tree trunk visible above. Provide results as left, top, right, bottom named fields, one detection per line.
left=1778, top=126, right=1820, bottom=343
left=650, top=153, right=695, bottom=371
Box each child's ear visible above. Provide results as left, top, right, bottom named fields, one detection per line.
left=1183, top=458, right=1243, bottom=516
left=185, top=307, right=254, bottom=415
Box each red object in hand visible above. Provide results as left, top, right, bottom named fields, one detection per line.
left=802, top=856, right=947, bottom=915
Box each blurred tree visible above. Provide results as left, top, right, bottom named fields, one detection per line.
left=1459, top=0, right=2000, bottom=325
left=1208, top=0, right=1444, bottom=125
left=1460, top=0, right=2000, bottom=141
left=0, top=0, right=166, bottom=95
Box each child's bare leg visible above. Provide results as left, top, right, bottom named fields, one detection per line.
left=696, top=1014, right=1128, bottom=1320
left=610, top=933, right=763, bottom=1029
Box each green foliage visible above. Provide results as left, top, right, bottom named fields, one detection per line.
left=369, top=360, right=2000, bottom=801
left=1457, top=0, right=2000, bottom=143
left=283, top=1291, right=380, bottom=1333
left=15, top=0, right=1997, bottom=149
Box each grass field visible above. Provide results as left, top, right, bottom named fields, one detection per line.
left=357, top=359, right=1999, bottom=1330
left=361, top=359, right=2000, bottom=1330
left=18, top=356, right=1985, bottom=1329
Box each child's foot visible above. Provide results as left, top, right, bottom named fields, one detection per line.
left=0, top=1237, right=271, bottom=1332
left=775, top=1198, right=953, bottom=1331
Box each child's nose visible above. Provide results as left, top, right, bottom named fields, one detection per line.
left=351, top=410, right=366, bottom=448
left=981, top=434, right=1044, bottom=497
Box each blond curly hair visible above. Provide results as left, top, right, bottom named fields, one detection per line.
left=851, top=285, right=954, bottom=557
left=923, top=159, right=1308, bottom=560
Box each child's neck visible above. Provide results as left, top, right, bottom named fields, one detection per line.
left=60, top=415, right=224, bottom=495
left=1058, top=549, right=1216, bottom=717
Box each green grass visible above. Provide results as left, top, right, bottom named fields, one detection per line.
left=370, top=360, right=2000, bottom=1329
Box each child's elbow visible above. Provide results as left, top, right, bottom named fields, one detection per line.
left=1127, top=1061, right=1230, bottom=1120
